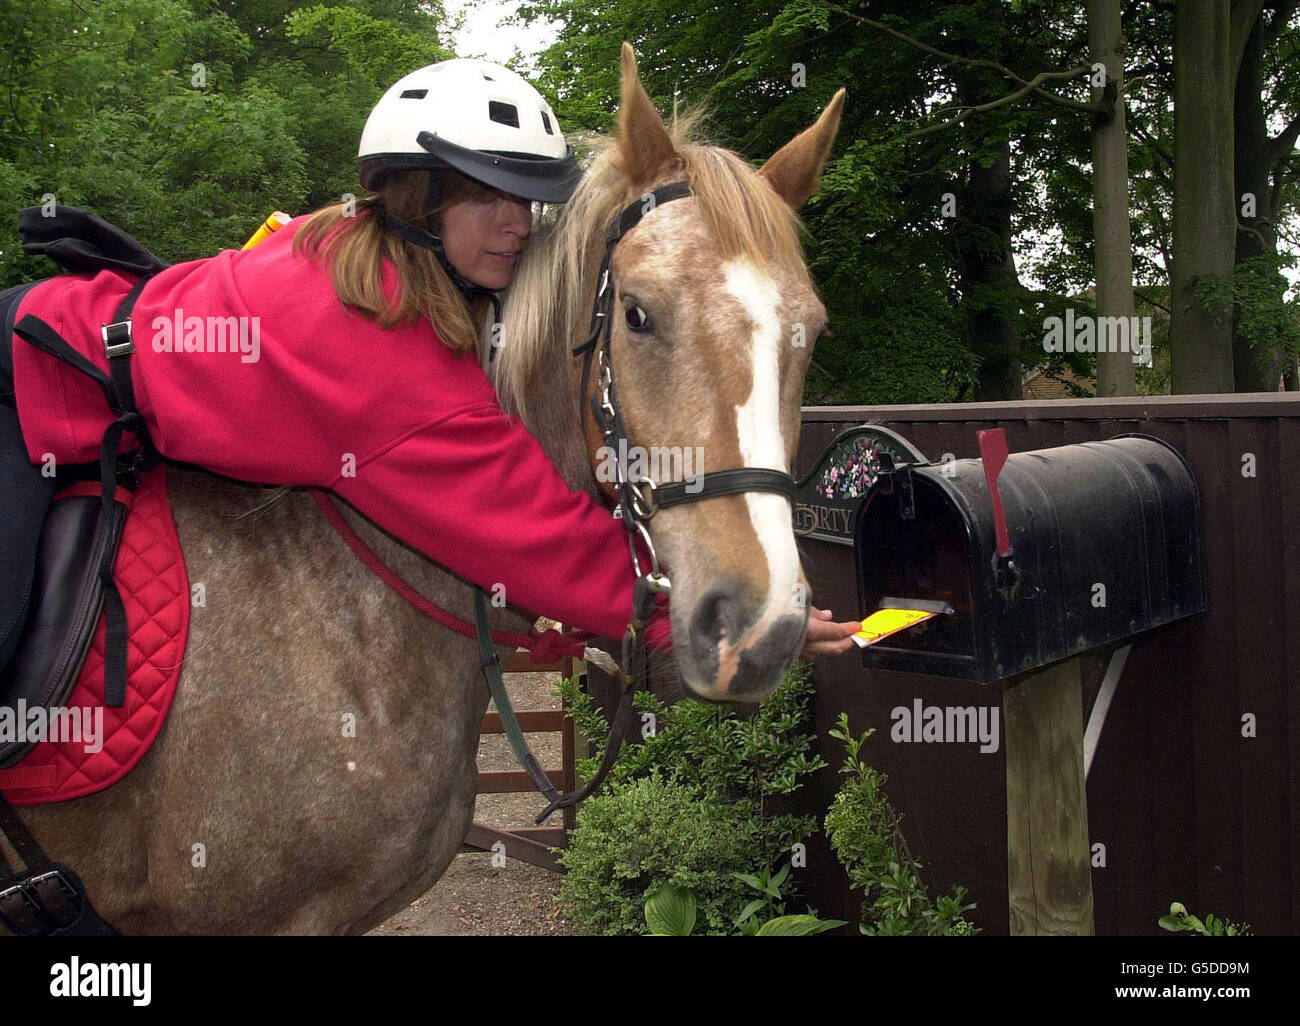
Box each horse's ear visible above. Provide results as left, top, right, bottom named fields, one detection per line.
left=617, top=42, right=679, bottom=188
left=758, top=88, right=846, bottom=209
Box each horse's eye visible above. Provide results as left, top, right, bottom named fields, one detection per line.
left=625, top=305, right=652, bottom=333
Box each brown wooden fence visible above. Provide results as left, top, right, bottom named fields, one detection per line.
left=794, top=394, right=1300, bottom=935
left=459, top=645, right=581, bottom=874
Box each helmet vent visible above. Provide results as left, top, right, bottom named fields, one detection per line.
left=489, top=101, right=520, bottom=128
left=540, top=110, right=554, bottom=135
left=400, top=88, right=428, bottom=99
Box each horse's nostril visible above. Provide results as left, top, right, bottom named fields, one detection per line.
left=688, top=584, right=747, bottom=665
left=734, top=614, right=806, bottom=692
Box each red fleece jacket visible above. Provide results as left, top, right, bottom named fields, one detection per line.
left=9, top=214, right=670, bottom=648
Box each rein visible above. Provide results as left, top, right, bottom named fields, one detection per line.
left=311, top=490, right=594, bottom=664
left=313, top=485, right=642, bottom=823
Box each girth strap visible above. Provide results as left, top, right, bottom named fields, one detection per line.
left=0, top=795, right=117, bottom=935
left=102, top=274, right=151, bottom=424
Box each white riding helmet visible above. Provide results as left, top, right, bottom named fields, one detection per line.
left=358, top=59, right=581, bottom=204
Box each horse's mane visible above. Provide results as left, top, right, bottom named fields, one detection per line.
left=493, top=107, right=810, bottom=430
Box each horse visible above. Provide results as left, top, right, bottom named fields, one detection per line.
left=13, top=43, right=844, bottom=934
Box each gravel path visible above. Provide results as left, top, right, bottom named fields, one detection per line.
left=368, top=667, right=577, bottom=936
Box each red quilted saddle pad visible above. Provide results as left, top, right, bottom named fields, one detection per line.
left=0, top=465, right=188, bottom=804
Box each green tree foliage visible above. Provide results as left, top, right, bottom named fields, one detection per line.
left=514, top=0, right=1299, bottom=400
left=4, top=1, right=1296, bottom=395
left=0, top=0, right=450, bottom=283
left=514, top=0, right=990, bottom=403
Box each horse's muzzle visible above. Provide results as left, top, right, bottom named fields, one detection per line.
left=680, top=580, right=807, bottom=702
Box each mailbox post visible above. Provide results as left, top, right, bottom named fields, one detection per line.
left=849, top=429, right=1206, bottom=935
left=1002, top=657, right=1093, bottom=935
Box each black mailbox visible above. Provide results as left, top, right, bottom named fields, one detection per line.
left=853, top=433, right=1207, bottom=684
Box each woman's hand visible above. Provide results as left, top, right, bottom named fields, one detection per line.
left=800, top=606, right=861, bottom=660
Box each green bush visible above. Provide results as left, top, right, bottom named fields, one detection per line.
left=560, top=772, right=776, bottom=935
left=644, top=875, right=845, bottom=936
left=556, top=663, right=824, bottom=936
left=560, top=659, right=825, bottom=806
left=824, top=713, right=978, bottom=936
left=1159, top=902, right=1252, bottom=937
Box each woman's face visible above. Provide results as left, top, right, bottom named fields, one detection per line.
left=438, top=173, right=535, bottom=290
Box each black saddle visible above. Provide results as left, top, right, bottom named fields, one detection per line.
left=0, top=205, right=165, bottom=936
left=0, top=205, right=167, bottom=767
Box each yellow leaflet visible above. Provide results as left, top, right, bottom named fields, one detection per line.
left=851, top=608, right=937, bottom=649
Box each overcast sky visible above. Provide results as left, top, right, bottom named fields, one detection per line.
left=447, top=0, right=558, bottom=64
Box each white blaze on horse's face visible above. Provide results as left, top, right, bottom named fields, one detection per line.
left=608, top=208, right=822, bottom=704
left=717, top=259, right=807, bottom=683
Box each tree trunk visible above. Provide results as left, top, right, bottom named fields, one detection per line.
left=1171, top=0, right=1237, bottom=393
left=1231, top=9, right=1289, bottom=391
left=1088, top=0, right=1138, bottom=396
left=955, top=125, right=1023, bottom=402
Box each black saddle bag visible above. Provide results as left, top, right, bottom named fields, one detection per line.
left=17, top=205, right=168, bottom=277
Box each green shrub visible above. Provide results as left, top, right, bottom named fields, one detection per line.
left=824, top=713, right=978, bottom=936
left=1159, top=902, right=1252, bottom=936
left=560, top=773, right=777, bottom=935
left=560, top=658, right=825, bottom=806
left=555, top=663, right=824, bottom=936
left=644, top=874, right=846, bottom=936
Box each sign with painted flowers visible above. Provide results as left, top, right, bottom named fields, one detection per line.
left=794, top=426, right=928, bottom=545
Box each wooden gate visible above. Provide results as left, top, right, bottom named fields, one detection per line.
left=459, top=640, right=584, bottom=873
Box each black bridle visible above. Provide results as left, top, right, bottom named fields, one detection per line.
left=571, top=180, right=798, bottom=597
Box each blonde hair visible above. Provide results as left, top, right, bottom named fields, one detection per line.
left=293, top=169, right=491, bottom=356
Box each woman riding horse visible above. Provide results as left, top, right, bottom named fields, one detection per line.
left=0, top=58, right=857, bottom=679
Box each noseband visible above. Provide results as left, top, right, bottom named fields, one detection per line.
left=571, top=181, right=798, bottom=599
